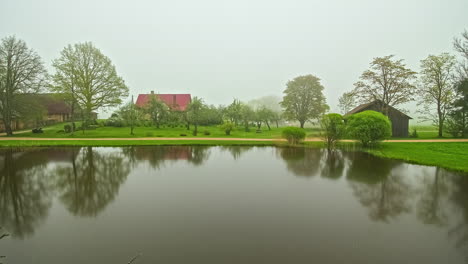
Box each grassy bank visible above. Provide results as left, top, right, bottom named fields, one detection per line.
left=363, top=142, right=468, bottom=173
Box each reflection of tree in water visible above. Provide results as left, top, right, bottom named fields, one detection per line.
left=128, top=146, right=211, bottom=168
left=277, top=147, right=322, bottom=177
left=320, top=150, right=345, bottom=180
left=0, top=149, right=52, bottom=239
left=54, top=147, right=131, bottom=217
left=417, top=167, right=450, bottom=226
left=220, top=146, right=253, bottom=160
left=347, top=152, right=412, bottom=222
left=447, top=173, right=468, bottom=260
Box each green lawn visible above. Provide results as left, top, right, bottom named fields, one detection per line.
left=363, top=142, right=468, bottom=173
left=5, top=122, right=322, bottom=139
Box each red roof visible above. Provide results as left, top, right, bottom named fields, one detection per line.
left=135, top=93, right=191, bottom=111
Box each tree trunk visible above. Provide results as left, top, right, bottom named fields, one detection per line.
left=266, top=121, right=271, bottom=130
left=300, top=120, right=305, bottom=128
left=194, top=123, right=198, bottom=135
left=275, top=120, right=279, bottom=128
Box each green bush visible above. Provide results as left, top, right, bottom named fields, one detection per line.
left=347, top=110, right=391, bottom=146
left=320, top=113, right=345, bottom=150
left=145, top=132, right=154, bottom=137
left=410, top=129, right=418, bottom=138
left=220, top=121, right=235, bottom=135
left=64, top=124, right=72, bottom=133
left=203, top=130, right=211, bottom=136
left=281, top=126, right=306, bottom=144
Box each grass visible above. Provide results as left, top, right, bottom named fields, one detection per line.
left=6, top=122, right=322, bottom=139
left=363, top=142, right=468, bottom=173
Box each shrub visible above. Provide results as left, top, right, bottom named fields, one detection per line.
left=64, top=124, right=72, bottom=133
left=203, top=130, right=211, bottom=136
left=320, top=113, right=346, bottom=150
left=220, top=121, right=234, bottom=135
left=281, top=126, right=306, bottom=144
left=145, top=132, right=154, bottom=137
left=410, top=129, right=418, bottom=138
left=180, top=133, right=187, bottom=136
left=56, top=129, right=65, bottom=133
left=347, top=110, right=391, bottom=147
left=32, top=128, right=43, bottom=134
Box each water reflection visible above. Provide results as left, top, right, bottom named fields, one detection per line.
left=220, top=146, right=253, bottom=160
left=276, top=147, right=321, bottom=177
left=320, top=150, right=345, bottom=180
left=129, top=146, right=211, bottom=168
left=0, top=149, right=52, bottom=239
left=417, top=167, right=450, bottom=226
left=346, top=153, right=412, bottom=222
left=54, top=147, right=131, bottom=217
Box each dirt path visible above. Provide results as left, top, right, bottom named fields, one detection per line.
left=0, top=137, right=467, bottom=142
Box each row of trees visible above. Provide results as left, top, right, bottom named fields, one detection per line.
left=0, top=36, right=129, bottom=136
left=338, top=30, right=468, bottom=137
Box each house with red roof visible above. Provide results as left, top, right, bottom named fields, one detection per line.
left=135, top=91, right=191, bottom=111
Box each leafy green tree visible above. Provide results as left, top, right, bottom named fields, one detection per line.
left=454, top=29, right=468, bottom=78
left=187, top=97, right=205, bottom=136
left=256, top=106, right=276, bottom=130
left=144, top=95, right=169, bottom=128
left=281, top=74, right=329, bottom=128
left=338, top=91, right=357, bottom=114
left=0, top=36, right=47, bottom=136
left=220, top=121, right=235, bottom=135
left=225, top=99, right=243, bottom=125
left=352, top=55, right=417, bottom=115
left=51, top=42, right=128, bottom=131
left=446, top=78, right=468, bottom=137
left=347, top=110, right=391, bottom=146
left=320, top=113, right=346, bottom=150
left=239, top=103, right=255, bottom=132
left=418, top=53, right=457, bottom=137
left=119, top=96, right=143, bottom=135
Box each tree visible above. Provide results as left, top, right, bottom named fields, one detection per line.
left=454, top=30, right=468, bottom=78
left=225, top=99, right=243, bottom=125
left=418, top=53, right=457, bottom=137
left=119, top=96, right=143, bottom=135
left=51, top=42, right=128, bottom=130
left=239, top=103, right=255, bottom=132
left=144, top=94, right=169, bottom=128
left=347, top=110, right=391, bottom=147
left=280, top=74, right=329, bottom=128
left=352, top=55, right=417, bottom=115
left=187, top=97, right=205, bottom=136
left=338, top=91, right=357, bottom=114
left=320, top=113, right=346, bottom=150
left=256, top=106, right=275, bottom=130
left=446, top=78, right=468, bottom=137
left=0, top=36, right=46, bottom=136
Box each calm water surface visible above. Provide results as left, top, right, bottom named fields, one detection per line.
left=1, top=146, right=468, bottom=263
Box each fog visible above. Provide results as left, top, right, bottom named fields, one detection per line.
left=1, top=0, right=467, bottom=118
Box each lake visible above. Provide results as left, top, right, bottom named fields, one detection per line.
left=1, top=146, right=468, bottom=263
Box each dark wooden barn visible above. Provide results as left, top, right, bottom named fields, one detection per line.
left=345, top=100, right=412, bottom=137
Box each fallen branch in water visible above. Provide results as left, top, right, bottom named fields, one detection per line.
left=127, top=252, right=142, bottom=264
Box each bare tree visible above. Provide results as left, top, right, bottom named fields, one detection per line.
left=338, top=91, right=357, bottom=114
left=51, top=42, right=128, bottom=131
left=352, top=55, right=417, bottom=115
left=0, top=36, right=47, bottom=136
left=418, top=53, right=457, bottom=137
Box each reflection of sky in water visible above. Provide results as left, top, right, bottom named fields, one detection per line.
left=1, top=146, right=468, bottom=264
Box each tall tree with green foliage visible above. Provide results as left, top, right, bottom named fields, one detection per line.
left=352, top=55, right=417, bottom=115
left=119, top=96, right=143, bottom=135
left=338, top=91, right=357, bottom=114
left=51, top=42, right=128, bottom=130
left=0, top=36, right=46, bottom=136
left=418, top=53, right=457, bottom=137
left=256, top=106, right=276, bottom=130
left=144, top=95, right=169, bottom=128
left=187, top=97, right=205, bottom=136
left=446, top=78, right=468, bottom=137
left=225, top=99, right=243, bottom=125
left=280, top=74, right=329, bottom=128
left=239, top=104, right=255, bottom=132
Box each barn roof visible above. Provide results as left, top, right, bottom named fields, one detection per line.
left=135, top=93, right=191, bottom=111
left=19, top=93, right=72, bottom=114
left=345, top=100, right=412, bottom=119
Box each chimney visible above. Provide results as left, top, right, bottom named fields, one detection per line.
left=150, top=90, right=154, bottom=95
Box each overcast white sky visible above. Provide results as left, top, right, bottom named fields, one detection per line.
left=1, top=0, right=467, bottom=118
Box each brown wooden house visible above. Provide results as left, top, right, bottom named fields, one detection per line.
left=345, top=100, right=412, bottom=137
